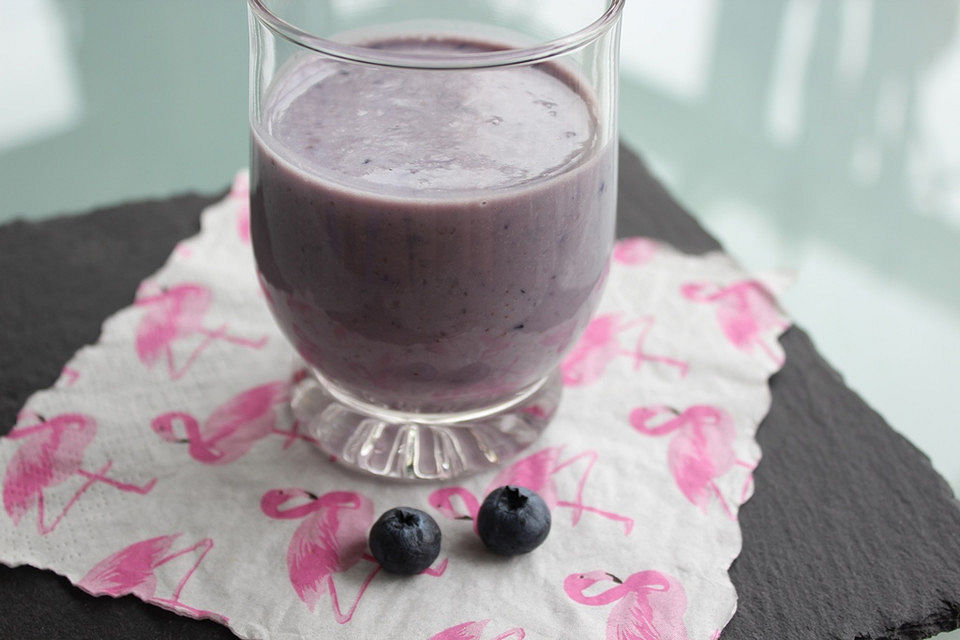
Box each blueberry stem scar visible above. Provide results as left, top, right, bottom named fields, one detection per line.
left=504, top=486, right=528, bottom=510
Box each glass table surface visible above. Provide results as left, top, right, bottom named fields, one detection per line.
left=2, top=3, right=958, bottom=635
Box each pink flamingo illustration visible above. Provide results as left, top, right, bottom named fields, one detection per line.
left=430, top=620, right=525, bottom=639
left=680, top=279, right=787, bottom=365
left=261, top=488, right=447, bottom=624
left=629, top=404, right=755, bottom=519
left=613, top=237, right=658, bottom=265
left=561, top=313, right=688, bottom=387
left=564, top=569, right=689, bottom=640
left=78, top=534, right=224, bottom=620
left=59, top=366, right=80, bottom=387
left=133, top=281, right=267, bottom=381
left=3, top=413, right=157, bottom=535
left=151, top=380, right=317, bottom=464
left=173, top=241, right=194, bottom=260
left=429, top=446, right=634, bottom=535
left=229, top=172, right=251, bottom=244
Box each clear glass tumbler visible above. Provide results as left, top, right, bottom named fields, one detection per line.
left=247, top=0, right=622, bottom=480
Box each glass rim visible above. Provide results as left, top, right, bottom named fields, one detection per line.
left=247, top=0, right=625, bottom=69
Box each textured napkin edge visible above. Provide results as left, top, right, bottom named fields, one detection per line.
left=666, top=247, right=793, bottom=638
left=738, top=287, right=792, bottom=635
left=1, top=554, right=231, bottom=627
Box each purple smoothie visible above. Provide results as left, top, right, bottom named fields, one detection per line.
left=251, top=37, right=616, bottom=413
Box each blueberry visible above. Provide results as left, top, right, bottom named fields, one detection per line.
left=476, top=485, right=551, bottom=556
left=368, top=507, right=441, bottom=575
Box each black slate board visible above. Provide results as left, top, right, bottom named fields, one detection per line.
left=1, top=145, right=959, bottom=640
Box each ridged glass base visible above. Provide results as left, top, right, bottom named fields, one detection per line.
left=291, top=368, right=561, bottom=481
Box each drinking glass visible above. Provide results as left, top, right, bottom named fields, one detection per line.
left=248, top=0, right=622, bottom=480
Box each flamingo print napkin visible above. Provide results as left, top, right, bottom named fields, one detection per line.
left=0, top=175, right=789, bottom=640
